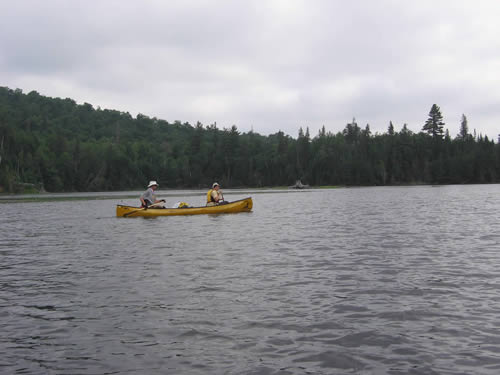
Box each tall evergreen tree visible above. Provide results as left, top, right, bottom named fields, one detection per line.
left=296, top=126, right=310, bottom=180
left=401, top=123, right=411, bottom=135
left=422, top=104, right=445, bottom=138
left=343, top=118, right=360, bottom=144
left=459, top=114, right=469, bottom=140
left=362, top=124, right=371, bottom=137
left=388, top=121, right=395, bottom=135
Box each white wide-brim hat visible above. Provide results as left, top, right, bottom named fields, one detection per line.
left=212, top=182, right=219, bottom=188
left=148, top=180, right=159, bottom=188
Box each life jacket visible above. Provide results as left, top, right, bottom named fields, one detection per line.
left=206, top=189, right=216, bottom=203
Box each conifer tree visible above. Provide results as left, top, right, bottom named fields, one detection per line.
left=388, top=121, right=395, bottom=135
left=459, top=114, right=468, bottom=139
left=423, top=104, right=445, bottom=138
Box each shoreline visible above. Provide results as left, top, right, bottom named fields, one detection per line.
left=2, top=183, right=499, bottom=203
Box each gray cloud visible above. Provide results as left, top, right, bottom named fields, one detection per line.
left=1, top=0, right=499, bottom=140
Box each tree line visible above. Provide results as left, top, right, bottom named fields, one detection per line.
left=0, top=86, right=499, bottom=193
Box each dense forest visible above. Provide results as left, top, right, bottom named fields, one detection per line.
left=0, top=86, right=499, bottom=193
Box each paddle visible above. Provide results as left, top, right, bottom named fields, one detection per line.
left=218, top=193, right=230, bottom=205
left=123, top=201, right=164, bottom=217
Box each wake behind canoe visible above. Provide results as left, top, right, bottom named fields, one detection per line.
left=116, top=197, right=253, bottom=217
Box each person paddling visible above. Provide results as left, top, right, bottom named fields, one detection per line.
left=140, top=181, right=165, bottom=208
left=206, top=182, right=224, bottom=206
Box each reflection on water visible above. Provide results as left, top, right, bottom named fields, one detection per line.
left=1, top=185, right=500, bottom=374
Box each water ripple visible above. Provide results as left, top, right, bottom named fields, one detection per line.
left=1, top=186, right=500, bottom=374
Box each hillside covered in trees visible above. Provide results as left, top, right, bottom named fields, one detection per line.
left=0, top=86, right=499, bottom=193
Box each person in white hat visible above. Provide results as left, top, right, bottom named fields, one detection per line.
left=140, top=181, right=165, bottom=208
left=206, top=182, right=224, bottom=206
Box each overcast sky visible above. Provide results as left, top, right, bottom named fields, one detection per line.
left=1, top=0, right=499, bottom=140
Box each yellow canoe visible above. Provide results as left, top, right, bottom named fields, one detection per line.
left=116, top=197, right=253, bottom=217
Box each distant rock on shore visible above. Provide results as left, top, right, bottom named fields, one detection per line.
left=289, top=180, right=310, bottom=189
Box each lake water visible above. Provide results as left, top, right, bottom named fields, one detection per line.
left=1, top=185, right=500, bottom=374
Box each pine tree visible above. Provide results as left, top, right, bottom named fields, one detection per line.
left=459, top=114, right=468, bottom=140
left=401, top=123, right=411, bottom=135
left=388, top=121, right=395, bottom=135
left=296, top=126, right=310, bottom=181
left=422, top=104, right=445, bottom=138
left=362, top=124, right=371, bottom=137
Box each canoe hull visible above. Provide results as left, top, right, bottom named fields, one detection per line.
left=116, top=197, right=253, bottom=217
